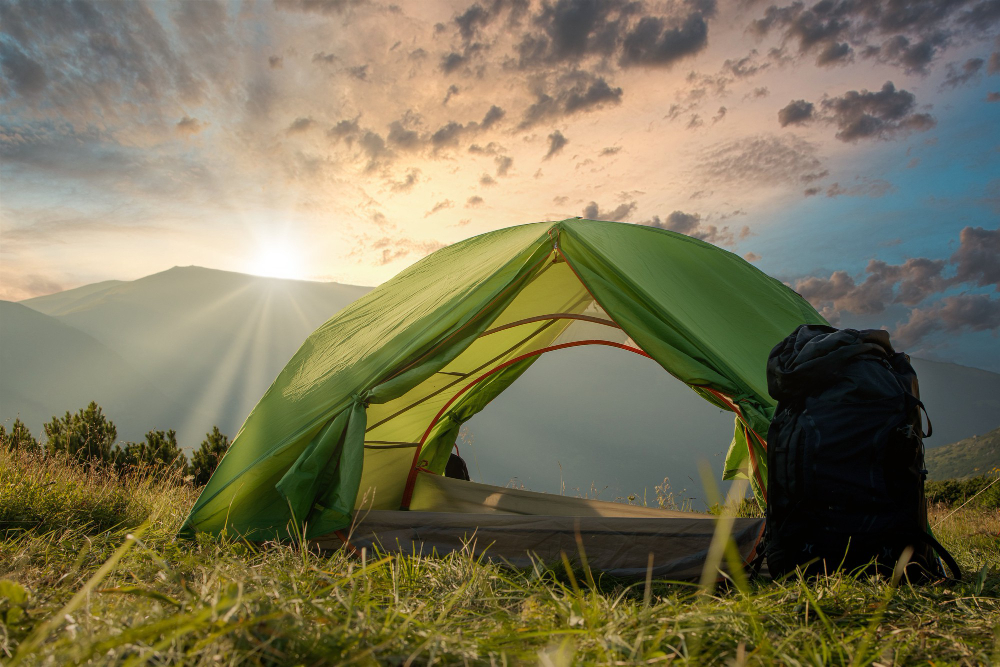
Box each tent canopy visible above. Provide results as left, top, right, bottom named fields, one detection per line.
left=180, top=219, right=825, bottom=542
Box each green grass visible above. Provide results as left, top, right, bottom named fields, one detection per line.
left=2, top=447, right=999, bottom=665
left=926, top=425, right=1000, bottom=481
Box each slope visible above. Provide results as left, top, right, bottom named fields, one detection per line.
left=926, top=426, right=1000, bottom=480
left=0, top=301, right=208, bottom=443
left=21, top=267, right=372, bottom=443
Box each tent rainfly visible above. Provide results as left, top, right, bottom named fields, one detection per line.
left=180, top=219, right=827, bottom=578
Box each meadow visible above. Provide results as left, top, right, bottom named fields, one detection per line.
left=1, top=446, right=998, bottom=665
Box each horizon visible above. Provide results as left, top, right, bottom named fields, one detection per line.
left=1, top=0, right=999, bottom=371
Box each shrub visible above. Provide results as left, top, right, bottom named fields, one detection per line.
left=189, top=426, right=230, bottom=486
left=926, top=475, right=1000, bottom=510
left=44, top=402, right=117, bottom=464
left=118, top=429, right=188, bottom=476
left=0, top=418, right=40, bottom=453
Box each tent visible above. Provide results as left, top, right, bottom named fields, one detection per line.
left=180, top=219, right=826, bottom=577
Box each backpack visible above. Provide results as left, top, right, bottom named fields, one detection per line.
left=764, top=324, right=961, bottom=581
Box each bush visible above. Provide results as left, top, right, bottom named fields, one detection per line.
left=0, top=418, right=40, bottom=453
left=118, top=429, right=187, bottom=475
left=44, top=402, right=118, bottom=464
left=926, top=475, right=1000, bottom=510
left=189, top=426, right=230, bottom=486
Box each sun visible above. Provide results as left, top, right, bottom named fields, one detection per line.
left=248, top=240, right=304, bottom=280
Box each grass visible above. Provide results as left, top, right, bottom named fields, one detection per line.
left=1, top=447, right=999, bottom=665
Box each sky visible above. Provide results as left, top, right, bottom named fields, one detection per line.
left=1, top=0, right=999, bottom=370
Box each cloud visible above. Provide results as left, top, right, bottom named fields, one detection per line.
left=389, top=168, right=420, bottom=192
left=990, top=51, right=1000, bottom=74
left=777, top=99, right=814, bottom=126
left=269, top=55, right=284, bottom=69
left=988, top=92, right=1000, bottom=102
left=895, top=294, right=1000, bottom=348
left=619, top=13, right=710, bottom=67
left=176, top=116, right=205, bottom=136
left=744, top=252, right=761, bottom=262
left=942, top=57, right=985, bottom=88
left=645, top=210, right=748, bottom=247
left=747, top=0, right=1000, bottom=74
left=423, top=199, right=454, bottom=217
left=362, top=235, right=446, bottom=266
left=699, top=134, right=824, bottom=189
left=479, top=173, right=497, bottom=186
left=0, top=41, right=48, bottom=97
left=286, top=117, right=315, bottom=134
left=480, top=105, right=505, bottom=130
left=519, top=71, right=623, bottom=129
left=543, top=130, right=568, bottom=160
left=494, top=155, right=513, bottom=176
left=582, top=200, right=637, bottom=222
left=820, top=81, right=935, bottom=142
left=950, top=226, right=1000, bottom=290
left=825, top=179, right=894, bottom=198
left=599, top=146, right=621, bottom=156
left=795, top=226, right=1000, bottom=340
left=466, top=195, right=485, bottom=207
left=273, top=0, right=368, bottom=15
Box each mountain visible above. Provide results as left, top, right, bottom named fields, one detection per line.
left=0, top=301, right=204, bottom=441
left=925, top=426, right=1000, bottom=481
left=5, top=266, right=999, bottom=501
left=18, top=267, right=371, bottom=444
left=908, top=358, right=1000, bottom=451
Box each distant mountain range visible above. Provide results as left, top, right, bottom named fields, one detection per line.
left=3, top=266, right=998, bottom=497
left=925, top=426, right=1000, bottom=481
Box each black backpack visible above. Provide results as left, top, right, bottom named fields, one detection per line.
left=764, top=325, right=961, bottom=581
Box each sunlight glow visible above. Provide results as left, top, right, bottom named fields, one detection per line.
left=248, top=240, right=304, bottom=280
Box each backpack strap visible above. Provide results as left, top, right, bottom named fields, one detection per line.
left=913, top=531, right=962, bottom=582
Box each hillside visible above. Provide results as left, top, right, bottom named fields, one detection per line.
left=0, top=301, right=208, bottom=441
left=20, top=267, right=371, bottom=443
left=926, top=426, right=1000, bottom=481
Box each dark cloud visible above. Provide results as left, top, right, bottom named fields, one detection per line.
left=386, top=121, right=421, bottom=151
left=796, top=226, right=1000, bottom=338
left=0, top=42, right=48, bottom=96
left=816, top=41, right=852, bottom=66
left=989, top=51, right=1000, bottom=73
left=777, top=99, right=814, bottom=126
left=942, top=57, right=985, bottom=88
left=864, top=35, right=939, bottom=74
left=176, top=116, right=205, bottom=136
left=645, top=210, right=748, bottom=246
left=820, top=82, right=935, bottom=142
left=440, top=52, right=467, bottom=74
left=600, top=146, right=621, bottom=156
left=750, top=86, right=770, bottom=98
left=494, top=154, right=513, bottom=176
left=286, top=117, right=315, bottom=134
left=443, top=84, right=459, bottom=105
left=480, top=105, right=505, bottom=130
left=723, top=50, right=769, bottom=78
left=364, top=235, right=446, bottom=266
left=895, top=294, right=1000, bottom=348
left=348, top=64, right=369, bottom=80
left=749, top=0, right=1000, bottom=74
left=430, top=121, right=469, bottom=149
left=273, top=0, right=367, bottom=15
left=803, top=186, right=822, bottom=196
left=466, top=195, right=485, bottom=207
left=479, top=173, right=497, bottom=186
left=544, top=130, right=568, bottom=159
left=950, top=226, right=1000, bottom=290
left=988, top=92, right=1000, bottom=101
left=582, top=200, right=636, bottom=221
left=268, top=55, right=284, bottom=69
left=620, top=13, right=710, bottom=67
left=744, top=252, right=761, bottom=262
left=468, top=141, right=503, bottom=155
left=519, top=71, right=623, bottom=129
left=313, top=52, right=337, bottom=64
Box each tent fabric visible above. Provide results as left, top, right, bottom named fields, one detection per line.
left=316, top=510, right=766, bottom=580
left=180, top=219, right=826, bottom=541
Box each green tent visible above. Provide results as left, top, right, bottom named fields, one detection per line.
left=180, top=219, right=825, bottom=576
